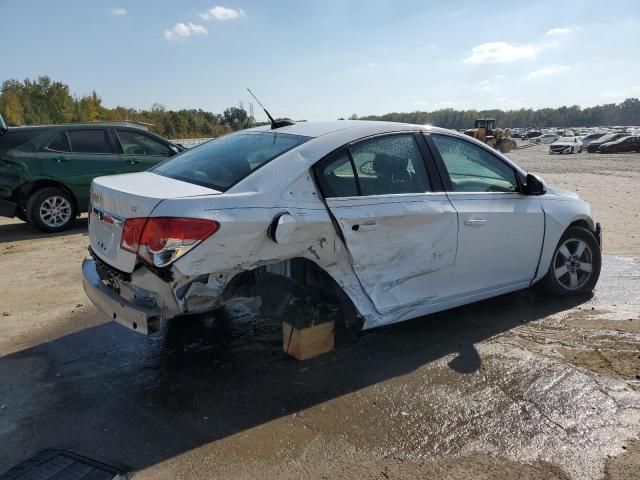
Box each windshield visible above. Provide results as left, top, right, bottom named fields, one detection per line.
left=598, top=134, right=616, bottom=142
left=152, top=131, right=310, bottom=191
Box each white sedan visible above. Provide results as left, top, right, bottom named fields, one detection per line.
left=549, top=137, right=583, bottom=154
left=83, top=121, right=602, bottom=334
left=532, top=133, right=559, bottom=144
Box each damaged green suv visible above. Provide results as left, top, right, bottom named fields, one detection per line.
left=0, top=116, right=183, bottom=232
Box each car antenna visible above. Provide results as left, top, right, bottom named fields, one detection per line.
left=247, top=88, right=295, bottom=130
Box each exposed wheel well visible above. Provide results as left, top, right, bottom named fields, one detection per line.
left=17, top=180, right=79, bottom=216
left=223, top=257, right=361, bottom=329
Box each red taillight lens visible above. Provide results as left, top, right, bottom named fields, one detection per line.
left=121, top=218, right=148, bottom=253
left=120, top=217, right=220, bottom=267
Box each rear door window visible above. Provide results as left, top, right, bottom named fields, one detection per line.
left=45, top=131, right=71, bottom=152
left=317, top=151, right=359, bottom=198
left=67, top=129, right=114, bottom=154
left=316, top=134, right=431, bottom=198
left=349, top=135, right=430, bottom=195
left=152, top=131, right=309, bottom=191
left=0, top=130, right=40, bottom=154
left=116, top=129, right=171, bottom=156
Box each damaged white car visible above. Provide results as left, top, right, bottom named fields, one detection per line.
left=83, top=121, right=602, bottom=334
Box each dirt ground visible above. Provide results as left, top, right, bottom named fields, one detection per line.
left=0, top=144, right=639, bottom=479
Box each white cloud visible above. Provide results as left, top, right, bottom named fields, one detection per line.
left=463, top=42, right=540, bottom=64
left=367, top=62, right=376, bottom=68
left=494, top=74, right=505, bottom=79
left=200, top=6, right=245, bottom=21
left=164, top=22, right=208, bottom=41
left=111, top=8, right=127, bottom=16
left=546, top=26, right=575, bottom=35
left=632, top=86, right=640, bottom=91
left=414, top=101, right=429, bottom=106
left=477, top=79, right=494, bottom=91
left=526, top=65, right=571, bottom=78
left=495, top=97, right=523, bottom=109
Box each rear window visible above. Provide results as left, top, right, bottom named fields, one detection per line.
left=0, top=129, right=40, bottom=154
left=152, top=131, right=309, bottom=191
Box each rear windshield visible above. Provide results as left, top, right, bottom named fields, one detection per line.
left=152, top=131, right=309, bottom=191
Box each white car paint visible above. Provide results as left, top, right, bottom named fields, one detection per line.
left=82, top=121, right=599, bottom=333
left=533, top=134, right=559, bottom=144
left=549, top=137, right=583, bottom=154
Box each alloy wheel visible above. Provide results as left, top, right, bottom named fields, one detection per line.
left=552, top=238, right=594, bottom=290
left=39, top=195, right=72, bottom=228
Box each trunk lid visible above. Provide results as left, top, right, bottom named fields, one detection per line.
left=89, top=172, right=220, bottom=272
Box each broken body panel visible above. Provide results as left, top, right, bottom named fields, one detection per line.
left=82, top=121, right=599, bottom=333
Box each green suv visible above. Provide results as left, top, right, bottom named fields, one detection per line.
left=0, top=116, right=183, bottom=232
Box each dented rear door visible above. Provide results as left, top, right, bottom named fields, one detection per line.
left=327, top=193, right=458, bottom=314
left=317, top=133, right=458, bottom=314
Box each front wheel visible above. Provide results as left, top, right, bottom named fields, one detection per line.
left=540, top=226, right=601, bottom=296
left=26, top=187, right=77, bottom=233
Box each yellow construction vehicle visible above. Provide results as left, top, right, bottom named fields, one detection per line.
left=464, top=118, right=516, bottom=153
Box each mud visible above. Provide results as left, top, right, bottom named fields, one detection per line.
left=1, top=146, right=639, bottom=479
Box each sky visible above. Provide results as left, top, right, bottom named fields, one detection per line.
left=1, top=0, right=639, bottom=122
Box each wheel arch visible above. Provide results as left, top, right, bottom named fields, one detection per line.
left=18, top=179, right=79, bottom=217
left=533, top=211, right=598, bottom=285
left=221, top=256, right=363, bottom=329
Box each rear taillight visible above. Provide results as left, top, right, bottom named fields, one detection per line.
left=120, top=217, right=219, bottom=267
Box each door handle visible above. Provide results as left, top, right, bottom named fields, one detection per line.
left=352, top=220, right=377, bottom=232
left=127, top=160, right=141, bottom=165
left=55, top=157, right=70, bottom=163
left=464, top=218, right=487, bottom=226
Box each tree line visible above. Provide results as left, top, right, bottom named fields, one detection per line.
left=2, top=77, right=639, bottom=138
left=0, top=76, right=256, bottom=138
left=355, top=98, right=640, bottom=129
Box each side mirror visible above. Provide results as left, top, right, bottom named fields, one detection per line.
left=0, top=114, right=7, bottom=136
left=525, top=173, right=546, bottom=196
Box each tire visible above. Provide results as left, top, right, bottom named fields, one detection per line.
left=15, top=207, right=28, bottom=222
left=26, top=187, right=77, bottom=233
left=540, top=226, right=601, bottom=296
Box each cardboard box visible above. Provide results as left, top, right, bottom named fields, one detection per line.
left=283, top=320, right=334, bottom=361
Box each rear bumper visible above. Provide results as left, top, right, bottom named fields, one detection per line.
left=82, top=258, right=161, bottom=334
left=0, top=198, right=17, bottom=217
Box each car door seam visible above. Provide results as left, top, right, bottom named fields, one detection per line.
left=532, top=206, right=547, bottom=283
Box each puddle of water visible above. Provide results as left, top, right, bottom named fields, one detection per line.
left=586, top=256, right=640, bottom=320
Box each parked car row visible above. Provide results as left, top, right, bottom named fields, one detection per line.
left=543, top=132, right=639, bottom=155
left=0, top=121, right=184, bottom=232
left=586, top=133, right=640, bottom=153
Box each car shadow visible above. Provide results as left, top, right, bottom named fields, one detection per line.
left=0, top=218, right=88, bottom=243
left=0, top=288, right=589, bottom=473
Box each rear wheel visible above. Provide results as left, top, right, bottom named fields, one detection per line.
left=541, top=226, right=601, bottom=296
left=26, top=187, right=77, bottom=232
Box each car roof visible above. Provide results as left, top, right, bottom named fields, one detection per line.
left=7, top=123, right=149, bottom=131
left=246, top=120, right=445, bottom=138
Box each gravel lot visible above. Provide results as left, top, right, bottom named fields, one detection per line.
left=0, top=144, right=639, bottom=479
